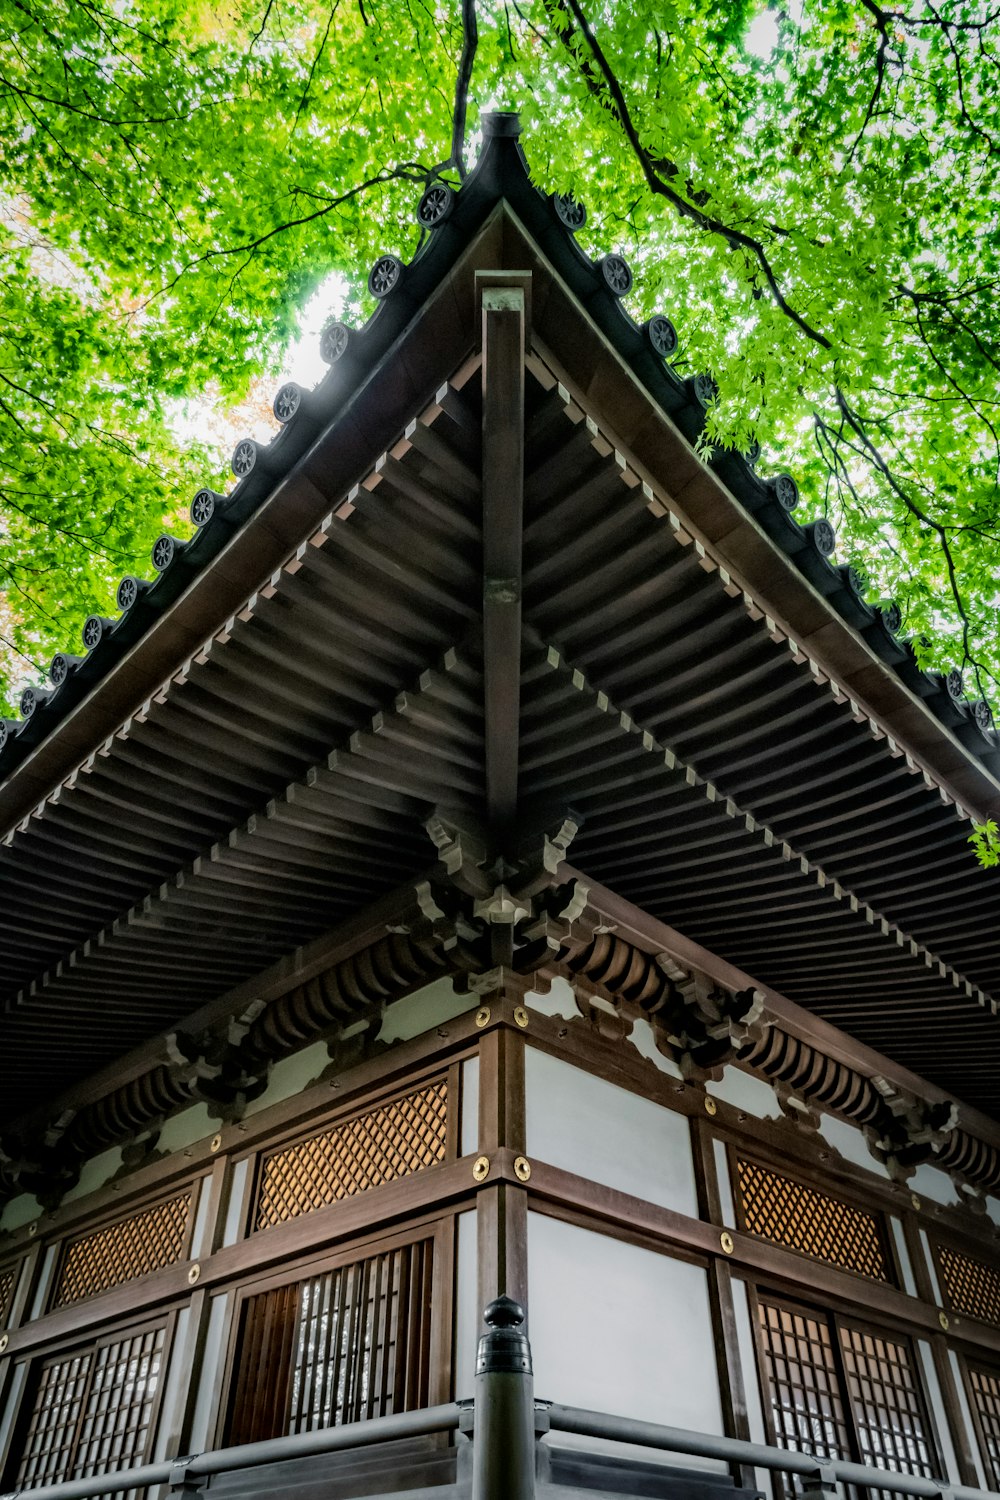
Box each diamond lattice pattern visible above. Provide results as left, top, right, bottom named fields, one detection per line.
left=737, top=1159, right=889, bottom=1282
left=255, top=1080, right=449, bottom=1231
left=937, top=1245, right=1000, bottom=1327
left=54, top=1195, right=190, bottom=1308
left=0, top=1265, right=14, bottom=1323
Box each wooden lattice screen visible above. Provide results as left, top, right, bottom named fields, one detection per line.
left=255, top=1081, right=448, bottom=1231
left=936, top=1245, right=1000, bottom=1327
left=756, top=1298, right=936, bottom=1497
left=838, top=1323, right=936, bottom=1478
left=15, top=1325, right=165, bottom=1494
left=0, top=1264, right=15, bottom=1324
left=968, top=1364, right=1000, bottom=1489
left=737, top=1159, right=890, bottom=1282
left=227, top=1237, right=433, bottom=1445
left=54, top=1194, right=190, bottom=1307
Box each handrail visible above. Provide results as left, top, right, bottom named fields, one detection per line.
left=0, top=1402, right=462, bottom=1500
left=544, top=1403, right=997, bottom=1500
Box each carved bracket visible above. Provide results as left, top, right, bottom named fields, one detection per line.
left=863, top=1075, right=959, bottom=1180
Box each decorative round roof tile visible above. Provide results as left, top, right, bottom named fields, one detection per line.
left=810, top=517, right=836, bottom=556
left=368, top=255, right=403, bottom=299
left=19, top=687, right=38, bottom=718
left=191, top=489, right=218, bottom=527
left=880, top=601, right=903, bottom=635
left=644, top=315, right=678, bottom=358
left=273, top=383, right=302, bottom=423
left=844, top=565, right=867, bottom=598
left=49, top=654, right=71, bottom=686
left=232, top=439, right=258, bottom=478
left=744, top=437, right=761, bottom=466
left=319, top=321, right=350, bottom=364
left=692, top=373, right=719, bottom=409
left=151, top=535, right=176, bottom=572
left=551, top=192, right=587, bottom=230
left=946, top=667, right=965, bottom=699
left=973, top=698, right=993, bottom=732
left=418, top=184, right=455, bottom=228
left=599, top=254, right=633, bottom=297
left=0, top=720, right=10, bottom=750
left=773, top=473, right=800, bottom=511
left=116, top=575, right=142, bottom=612
left=82, top=615, right=107, bottom=651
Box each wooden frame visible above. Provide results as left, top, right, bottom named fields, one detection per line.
left=744, top=1282, right=946, bottom=1497
left=210, top=1211, right=456, bottom=1451
left=726, top=1141, right=904, bottom=1290
left=0, top=1305, right=179, bottom=1489
left=955, top=1348, right=1000, bottom=1490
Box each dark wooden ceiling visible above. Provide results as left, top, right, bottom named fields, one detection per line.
left=1, top=116, right=997, bottom=1142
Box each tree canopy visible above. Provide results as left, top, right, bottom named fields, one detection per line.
left=1, top=0, right=998, bottom=741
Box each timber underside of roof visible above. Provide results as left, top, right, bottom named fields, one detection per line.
left=1, top=349, right=998, bottom=1142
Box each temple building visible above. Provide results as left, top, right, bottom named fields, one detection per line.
left=0, top=112, right=999, bottom=1500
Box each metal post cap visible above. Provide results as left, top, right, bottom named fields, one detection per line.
left=476, top=1296, right=532, bottom=1375
left=481, top=111, right=521, bottom=137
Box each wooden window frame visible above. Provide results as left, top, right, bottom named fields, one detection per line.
left=930, top=1237, right=1000, bottom=1329
left=729, top=1146, right=902, bottom=1289
left=47, top=1189, right=195, bottom=1315
left=211, top=1211, right=456, bottom=1450
left=232, top=1062, right=462, bottom=1246
left=0, top=1308, right=177, bottom=1490
left=956, top=1352, right=1000, bottom=1490
left=746, top=1283, right=946, bottom=1493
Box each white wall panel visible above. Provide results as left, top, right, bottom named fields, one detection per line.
left=453, top=1210, right=478, bottom=1400
left=525, top=1048, right=698, bottom=1217
left=527, top=1210, right=724, bottom=1441
left=461, top=1057, right=480, bottom=1159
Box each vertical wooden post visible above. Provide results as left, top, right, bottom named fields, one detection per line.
left=690, top=1113, right=754, bottom=1487
left=476, top=983, right=529, bottom=1319
left=480, top=277, right=526, bottom=831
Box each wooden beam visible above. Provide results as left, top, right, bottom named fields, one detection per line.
left=480, top=278, right=527, bottom=829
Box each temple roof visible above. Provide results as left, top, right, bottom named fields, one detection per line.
left=1, top=112, right=998, bottom=1156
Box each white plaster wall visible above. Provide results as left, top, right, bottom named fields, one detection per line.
left=917, top=1340, right=960, bottom=1483
left=948, top=1349, right=985, bottom=1488
left=220, top=1159, right=249, bottom=1248
left=713, top=1138, right=736, bottom=1228
left=706, top=1069, right=780, bottom=1120
left=0, top=1361, right=27, bottom=1462
left=377, top=977, right=470, bottom=1044
left=908, top=1162, right=960, bottom=1208
left=244, top=1040, right=329, bottom=1118
left=188, top=1292, right=230, bottom=1451
left=890, top=1217, right=918, bottom=1297
left=525, top=1047, right=698, bottom=1217
left=453, top=1210, right=478, bottom=1400
left=461, top=1057, right=480, bottom=1158
left=527, top=1211, right=724, bottom=1440
left=152, top=1303, right=191, bottom=1460
left=731, top=1276, right=774, bottom=1500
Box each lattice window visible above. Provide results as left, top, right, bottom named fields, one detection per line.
left=255, top=1081, right=448, bottom=1231
left=756, top=1296, right=937, bottom=1499
left=936, top=1245, right=1000, bottom=1327
left=968, top=1364, right=1000, bottom=1489
left=737, top=1158, right=890, bottom=1282
left=757, top=1300, right=853, bottom=1471
left=0, top=1264, right=15, bottom=1324
left=14, top=1324, right=165, bottom=1497
left=54, top=1195, right=190, bottom=1308
left=839, top=1324, right=935, bottom=1480
left=227, top=1238, right=433, bottom=1444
